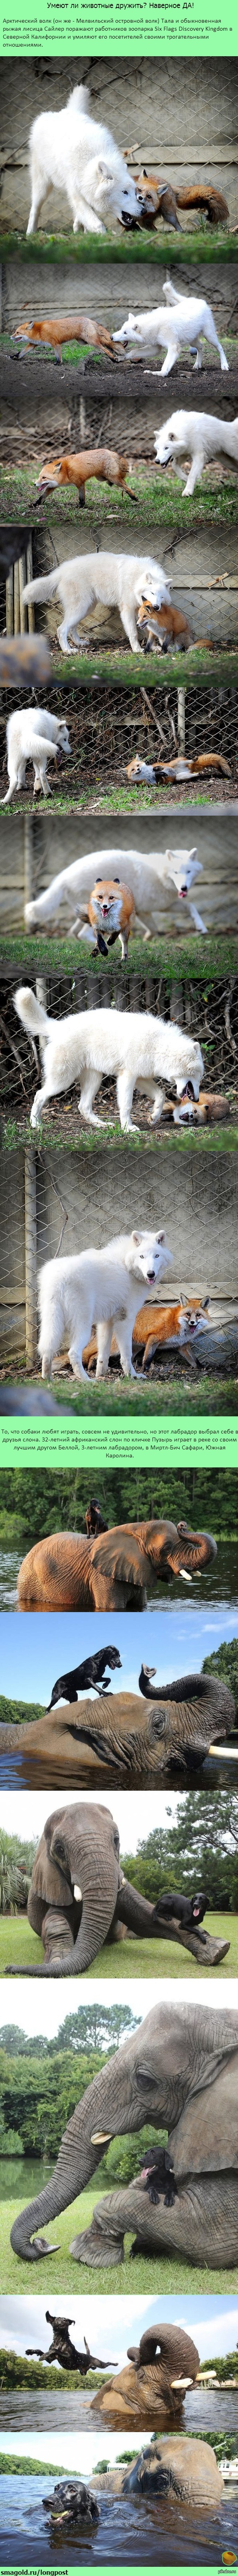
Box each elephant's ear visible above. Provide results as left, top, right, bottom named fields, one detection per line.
left=31, top=1829, right=73, bottom=1911
left=92, top=1528, right=140, bottom=1586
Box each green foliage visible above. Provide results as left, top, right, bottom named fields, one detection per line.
left=203, top=1636, right=238, bottom=1715
left=0, top=2349, right=103, bottom=2391
left=0, top=1695, right=44, bottom=1732
left=205, top=2350, right=238, bottom=2381
left=0, top=2006, right=139, bottom=2161
left=0, top=1463, right=235, bottom=1543
left=0, top=2455, right=58, bottom=2475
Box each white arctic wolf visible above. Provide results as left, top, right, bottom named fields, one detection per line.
left=22, top=551, right=171, bottom=655
left=14, top=988, right=204, bottom=1133
left=27, top=81, right=141, bottom=237
left=114, top=279, right=228, bottom=376
left=155, top=408, right=238, bottom=495
left=38, top=1227, right=173, bottom=1381
left=0, top=709, right=71, bottom=806
left=24, top=841, right=206, bottom=939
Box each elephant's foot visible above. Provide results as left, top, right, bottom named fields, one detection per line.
left=70, top=2217, right=124, bottom=2268
left=41, top=1909, right=75, bottom=1964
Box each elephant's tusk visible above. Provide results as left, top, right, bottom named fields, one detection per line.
left=180, top=1571, right=192, bottom=1583
left=90, top=2129, right=112, bottom=2144
left=170, top=2376, right=193, bottom=2389
left=73, top=1884, right=83, bottom=1900
left=209, top=1743, right=238, bottom=1760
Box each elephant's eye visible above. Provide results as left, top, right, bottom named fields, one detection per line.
left=136, top=2065, right=155, bottom=2088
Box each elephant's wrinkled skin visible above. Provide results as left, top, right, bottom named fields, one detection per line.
left=0, top=1676, right=234, bottom=1814
left=6, top=1796, right=229, bottom=1976
left=91, top=2319, right=200, bottom=2427
left=8, top=1797, right=180, bottom=1978
left=10, top=2000, right=238, bottom=2266
left=44, top=2479, right=99, bottom=2537
left=120, top=2437, right=224, bottom=2506
left=17, top=1516, right=216, bottom=1611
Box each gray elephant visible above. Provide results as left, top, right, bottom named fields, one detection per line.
left=17, top=1516, right=216, bottom=1611
left=43, top=2479, right=99, bottom=2537
left=10, top=1999, right=238, bottom=2267
left=91, top=2318, right=200, bottom=2427
left=6, top=1799, right=229, bottom=1976
left=120, top=2437, right=224, bottom=2506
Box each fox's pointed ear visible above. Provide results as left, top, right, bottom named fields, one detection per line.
left=179, top=1288, right=184, bottom=1307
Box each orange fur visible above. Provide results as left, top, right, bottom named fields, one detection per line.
left=126, top=752, right=231, bottom=779
left=37, top=448, right=129, bottom=504
left=137, top=598, right=191, bottom=646
left=14, top=315, right=115, bottom=360
left=88, top=877, right=135, bottom=956
left=135, top=170, right=229, bottom=227
left=82, top=1295, right=210, bottom=1374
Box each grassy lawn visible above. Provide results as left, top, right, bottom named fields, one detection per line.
left=0, top=1912, right=234, bottom=1978
left=1, top=934, right=238, bottom=980
left=0, top=461, right=237, bottom=530
left=1, top=1365, right=238, bottom=1416
left=2, top=2177, right=237, bottom=2296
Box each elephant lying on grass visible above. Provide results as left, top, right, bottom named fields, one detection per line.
left=10, top=1999, right=238, bottom=2267
left=91, top=2318, right=200, bottom=2427
left=17, top=1515, right=216, bottom=1610
left=5, top=1797, right=229, bottom=1974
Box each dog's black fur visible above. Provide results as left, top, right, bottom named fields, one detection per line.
left=46, top=1645, right=122, bottom=1712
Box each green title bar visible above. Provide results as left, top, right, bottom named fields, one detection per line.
left=0, top=1417, right=237, bottom=1467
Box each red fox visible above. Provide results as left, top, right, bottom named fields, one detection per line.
left=163, top=1091, right=230, bottom=1127
left=83, top=1294, right=211, bottom=1375
left=137, top=598, right=192, bottom=649
left=14, top=314, right=115, bottom=362
left=87, top=877, right=136, bottom=959
left=37, top=448, right=130, bottom=508
left=126, top=752, right=231, bottom=782
left=135, top=171, right=229, bottom=229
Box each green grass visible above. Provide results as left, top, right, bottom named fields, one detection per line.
left=9, top=1371, right=238, bottom=1416
left=0, top=461, right=237, bottom=530
left=1, top=934, right=238, bottom=980
left=0, top=1911, right=234, bottom=1980
left=2, top=2177, right=237, bottom=2295
left=26, top=647, right=238, bottom=690
left=3, top=1121, right=238, bottom=1157
left=0, top=231, right=236, bottom=263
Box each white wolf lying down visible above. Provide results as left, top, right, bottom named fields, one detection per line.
left=155, top=408, right=238, bottom=495
left=0, top=710, right=71, bottom=806
left=24, top=842, right=206, bottom=939
left=27, top=81, right=141, bottom=238
left=114, top=280, right=228, bottom=376
left=38, top=1227, right=173, bottom=1381
left=14, top=987, right=204, bottom=1133
left=22, top=552, right=171, bottom=656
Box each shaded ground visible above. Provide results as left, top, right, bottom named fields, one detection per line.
left=1, top=683, right=237, bottom=810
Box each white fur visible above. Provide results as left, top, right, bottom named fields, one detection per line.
left=24, top=840, right=205, bottom=940
left=14, top=987, right=204, bottom=1133
left=22, top=551, right=171, bottom=656
left=0, top=709, right=71, bottom=806
left=155, top=407, right=238, bottom=494
left=38, top=1226, right=173, bottom=1381
left=27, top=81, right=140, bottom=238
left=114, top=281, right=228, bottom=376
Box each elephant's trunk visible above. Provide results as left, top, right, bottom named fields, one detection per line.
left=10, top=2019, right=161, bottom=2262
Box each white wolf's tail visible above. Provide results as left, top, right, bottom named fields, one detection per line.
left=22, top=569, right=59, bottom=607
left=25, top=871, right=68, bottom=928
left=14, top=985, right=51, bottom=1035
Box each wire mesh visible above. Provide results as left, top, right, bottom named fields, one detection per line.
left=1, top=684, right=237, bottom=811
left=0, top=1137, right=238, bottom=1376
left=0, top=806, right=238, bottom=937
left=0, top=966, right=238, bottom=1133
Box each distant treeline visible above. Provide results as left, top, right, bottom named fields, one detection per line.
left=0, top=1465, right=236, bottom=1543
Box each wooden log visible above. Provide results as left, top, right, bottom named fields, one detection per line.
left=19, top=551, right=28, bottom=634
left=26, top=537, right=35, bottom=631
left=24, top=1147, right=37, bottom=1371
left=6, top=566, right=14, bottom=635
